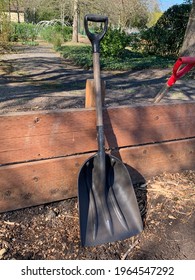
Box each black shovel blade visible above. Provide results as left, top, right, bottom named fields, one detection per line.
left=78, top=153, right=143, bottom=246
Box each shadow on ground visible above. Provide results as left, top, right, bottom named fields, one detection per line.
left=0, top=43, right=195, bottom=113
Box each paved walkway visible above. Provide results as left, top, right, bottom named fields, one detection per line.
left=0, top=42, right=194, bottom=114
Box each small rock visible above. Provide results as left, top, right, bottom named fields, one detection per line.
left=45, top=209, right=57, bottom=221
left=0, top=248, right=7, bottom=259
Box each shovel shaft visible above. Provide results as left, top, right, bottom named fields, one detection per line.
left=153, top=84, right=170, bottom=103
left=93, top=53, right=105, bottom=193
left=93, top=53, right=104, bottom=127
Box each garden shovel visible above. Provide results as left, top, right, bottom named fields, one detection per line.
left=78, top=14, right=143, bottom=247
left=154, top=57, right=195, bottom=103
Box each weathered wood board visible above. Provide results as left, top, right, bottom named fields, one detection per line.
left=0, top=102, right=194, bottom=165
left=0, top=101, right=194, bottom=212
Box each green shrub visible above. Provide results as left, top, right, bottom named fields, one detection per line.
left=0, top=14, right=11, bottom=49
left=9, top=22, right=37, bottom=42
left=101, top=28, right=130, bottom=57
left=52, top=33, right=64, bottom=48
left=58, top=44, right=175, bottom=71
left=58, top=45, right=92, bottom=68
left=39, top=26, right=54, bottom=43
left=39, top=25, right=72, bottom=46
left=56, top=26, right=72, bottom=41
left=131, top=4, right=191, bottom=56
left=63, top=26, right=72, bottom=41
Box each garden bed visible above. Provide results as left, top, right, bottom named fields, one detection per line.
left=0, top=170, right=194, bottom=260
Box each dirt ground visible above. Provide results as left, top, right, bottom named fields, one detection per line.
left=0, top=171, right=194, bottom=260
left=0, top=42, right=195, bottom=260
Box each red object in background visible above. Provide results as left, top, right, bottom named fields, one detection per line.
left=154, top=57, right=195, bottom=103
left=167, top=57, right=195, bottom=86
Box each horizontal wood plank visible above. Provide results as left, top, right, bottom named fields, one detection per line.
left=0, top=138, right=194, bottom=213
left=0, top=101, right=195, bottom=165
left=118, top=138, right=195, bottom=183
left=0, top=154, right=90, bottom=212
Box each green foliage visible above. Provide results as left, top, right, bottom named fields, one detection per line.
left=0, top=6, right=11, bottom=50
left=55, top=25, right=72, bottom=42
left=39, top=25, right=72, bottom=47
left=58, top=45, right=92, bottom=69
left=9, top=23, right=37, bottom=42
left=58, top=45, right=175, bottom=71
left=131, top=4, right=191, bottom=56
left=22, top=41, right=39, bottom=46
left=0, top=17, right=10, bottom=41
left=100, top=28, right=131, bottom=57
left=52, top=33, right=64, bottom=49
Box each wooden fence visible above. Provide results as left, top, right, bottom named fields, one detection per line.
left=0, top=101, right=195, bottom=212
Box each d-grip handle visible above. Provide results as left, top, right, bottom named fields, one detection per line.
left=167, top=57, right=195, bottom=86
left=84, top=14, right=108, bottom=53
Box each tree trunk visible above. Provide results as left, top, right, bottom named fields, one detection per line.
left=16, top=0, right=20, bottom=23
left=8, top=0, right=11, bottom=21
left=72, top=0, right=79, bottom=43
left=180, top=0, right=195, bottom=56
left=60, top=0, right=65, bottom=25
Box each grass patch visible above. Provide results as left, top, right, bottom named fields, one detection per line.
left=58, top=44, right=176, bottom=71
left=21, top=41, right=39, bottom=46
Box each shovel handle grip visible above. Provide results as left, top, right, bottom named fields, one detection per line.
left=167, top=57, right=195, bottom=86
left=84, top=14, right=108, bottom=53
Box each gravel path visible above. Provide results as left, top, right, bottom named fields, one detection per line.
left=0, top=41, right=195, bottom=114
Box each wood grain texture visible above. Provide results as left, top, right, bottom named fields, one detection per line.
left=0, top=138, right=194, bottom=212
left=0, top=154, right=90, bottom=212
left=0, top=101, right=195, bottom=165
left=85, top=79, right=105, bottom=108
left=0, top=101, right=194, bottom=212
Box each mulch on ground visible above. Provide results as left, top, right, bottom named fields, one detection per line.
left=0, top=171, right=194, bottom=260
